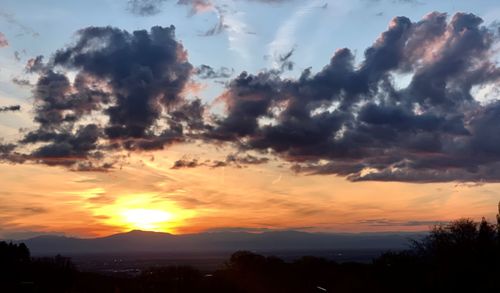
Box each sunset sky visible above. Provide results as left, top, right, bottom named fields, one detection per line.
left=1, top=0, right=500, bottom=239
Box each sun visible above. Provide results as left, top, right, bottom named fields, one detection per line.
left=121, top=208, right=173, bottom=232
left=92, top=193, right=197, bottom=234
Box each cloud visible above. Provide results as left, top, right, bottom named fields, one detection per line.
left=224, top=153, right=269, bottom=166
left=0, top=11, right=39, bottom=37
left=199, top=5, right=226, bottom=36
left=207, top=12, right=500, bottom=182
left=196, top=64, right=234, bottom=79
left=126, top=0, right=292, bottom=17
left=0, top=32, right=8, bottom=47
left=3, top=12, right=500, bottom=183
left=0, top=143, right=26, bottom=164
left=267, top=1, right=319, bottom=68
left=3, top=25, right=204, bottom=170
left=171, top=157, right=203, bottom=169
left=25, top=55, right=46, bottom=73
left=21, top=124, right=102, bottom=167
left=126, top=0, right=289, bottom=63
left=0, top=105, right=21, bottom=112
left=11, top=78, right=31, bottom=87
left=276, top=48, right=295, bottom=72
left=51, top=25, right=194, bottom=144
left=171, top=153, right=269, bottom=169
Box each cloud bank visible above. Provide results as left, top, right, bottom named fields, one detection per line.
left=2, top=12, right=500, bottom=183
left=207, top=12, right=500, bottom=182
left=7, top=25, right=207, bottom=170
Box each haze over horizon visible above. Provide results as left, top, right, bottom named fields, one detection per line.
left=1, top=0, right=500, bottom=241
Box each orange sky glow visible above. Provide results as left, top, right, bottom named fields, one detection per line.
left=1, top=142, right=498, bottom=239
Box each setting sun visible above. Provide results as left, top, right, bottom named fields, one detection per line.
left=121, top=209, right=173, bottom=232
left=89, top=193, right=197, bottom=234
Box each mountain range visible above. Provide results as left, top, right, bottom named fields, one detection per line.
left=9, top=230, right=426, bottom=255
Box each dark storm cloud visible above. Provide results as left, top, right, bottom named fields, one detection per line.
left=25, top=55, right=46, bottom=73
left=0, top=143, right=26, bottom=164
left=22, top=124, right=102, bottom=166
left=207, top=70, right=282, bottom=140
left=59, top=26, right=191, bottom=134
left=8, top=25, right=200, bottom=169
left=169, top=98, right=206, bottom=130
left=206, top=12, right=500, bottom=182
left=53, top=26, right=192, bottom=140
left=0, top=105, right=20, bottom=112
left=0, top=144, right=16, bottom=154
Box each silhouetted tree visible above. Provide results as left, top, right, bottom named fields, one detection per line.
left=377, top=217, right=500, bottom=292
left=497, top=201, right=500, bottom=244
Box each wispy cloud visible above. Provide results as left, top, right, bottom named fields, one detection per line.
left=267, top=0, right=320, bottom=68
left=220, top=1, right=254, bottom=61
left=0, top=11, right=39, bottom=37
left=126, top=0, right=168, bottom=16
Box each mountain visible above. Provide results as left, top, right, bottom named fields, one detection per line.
left=13, top=230, right=425, bottom=255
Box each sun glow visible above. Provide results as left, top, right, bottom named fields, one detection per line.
left=121, top=209, right=173, bottom=231
left=92, top=193, right=196, bottom=234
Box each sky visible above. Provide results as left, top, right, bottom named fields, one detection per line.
left=1, top=0, right=500, bottom=239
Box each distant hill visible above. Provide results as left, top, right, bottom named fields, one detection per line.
left=10, top=230, right=425, bottom=255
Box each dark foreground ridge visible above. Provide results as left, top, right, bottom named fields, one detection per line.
left=2, top=217, right=500, bottom=292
